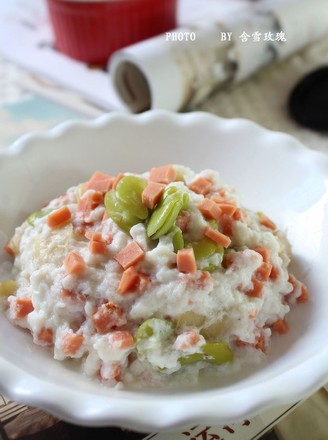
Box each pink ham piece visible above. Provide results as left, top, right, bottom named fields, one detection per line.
left=177, top=248, right=197, bottom=274
left=204, top=226, right=231, bottom=248
left=118, top=266, right=141, bottom=294
left=189, top=176, right=212, bottom=195
left=142, top=181, right=165, bottom=209
left=64, top=252, right=87, bottom=275
left=114, top=241, right=145, bottom=269
left=85, top=171, right=114, bottom=194
left=149, top=165, right=177, bottom=184
left=198, top=198, right=222, bottom=222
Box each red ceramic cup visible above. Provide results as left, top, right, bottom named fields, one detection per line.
left=46, top=0, right=177, bottom=65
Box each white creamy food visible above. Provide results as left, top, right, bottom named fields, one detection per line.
left=1, top=165, right=308, bottom=388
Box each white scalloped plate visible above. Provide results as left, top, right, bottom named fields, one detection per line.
left=0, top=111, right=328, bottom=431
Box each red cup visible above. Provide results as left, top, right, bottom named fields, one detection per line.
left=46, top=0, right=177, bottom=65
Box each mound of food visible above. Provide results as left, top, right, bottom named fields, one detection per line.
left=1, top=165, right=308, bottom=387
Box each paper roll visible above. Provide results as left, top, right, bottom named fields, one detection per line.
left=109, top=0, right=328, bottom=113
left=110, top=22, right=233, bottom=112
left=110, top=34, right=186, bottom=113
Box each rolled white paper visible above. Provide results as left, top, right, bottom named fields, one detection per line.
left=109, top=0, right=328, bottom=112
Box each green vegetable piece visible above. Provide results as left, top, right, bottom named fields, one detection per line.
left=182, top=193, right=189, bottom=210
left=27, top=209, right=53, bottom=227
left=202, top=342, right=233, bottom=365
left=163, top=186, right=187, bottom=207
left=0, top=280, right=18, bottom=297
left=146, top=185, right=188, bottom=239
left=135, top=318, right=175, bottom=367
left=179, top=341, right=233, bottom=367
left=135, top=319, right=155, bottom=341
left=104, top=190, right=140, bottom=232
left=164, top=186, right=177, bottom=197
left=192, top=238, right=223, bottom=261
left=151, top=198, right=183, bottom=239
left=201, top=262, right=218, bottom=272
left=207, top=219, right=218, bottom=229
left=146, top=200, right=171, bottom=237
left=147, top=192, right=179, bottom=236
left=171, top=225, right=184, bottom=252
left=115, top=175, right=148, bottom=220
left=179, top=353, right=204, bottom=366
left=176, top=311, right=206, bottom=328
left=135, top=318, right=174, bottom=344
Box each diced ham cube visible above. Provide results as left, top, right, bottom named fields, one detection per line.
left=244, top=277, right=264, bottom=298
left=297, top=284, right=309, bottom=303
left=149, top=165, right=177, bottom=184
left=62, top=333, right=84, bottom=355
left=255, top=262, right=273, bottom=281
left=11, top=297, right=34, bottom=319
left=114, top=241, right=145, bottom=270
left=189, top=177, right=212, bottom=195
left=214, top=202, right=237, bottom=216
left=77, top=192, right=103, bottom=216
left=85, top=171, right=114, bottom=194
left=204, top=226, right=231, bottom=248
left=108, top=331, right=134, bottom=349
left=64, top=252, right=87, bottom=275
left=89, top=240, right=107, bottom=254
left=35, top=327, right=54, bottom=346
left=271, top=319, right=289, bottom=334
left=47, top=206, right=71, bottom=228
left=198, top=199, right=222, bottom=222
left=259, top=213, right=276, bottom=230
left=177, top=248, right=197, bottom=274
left=252, top=247, right=271, bottom=263
left=142, top=182, right=165, bottom=209
left=92, top=302, right=126, bottom=334
left=87, top=231, right=107, bottom=254
left=118, top=266, right=140, bottom=294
